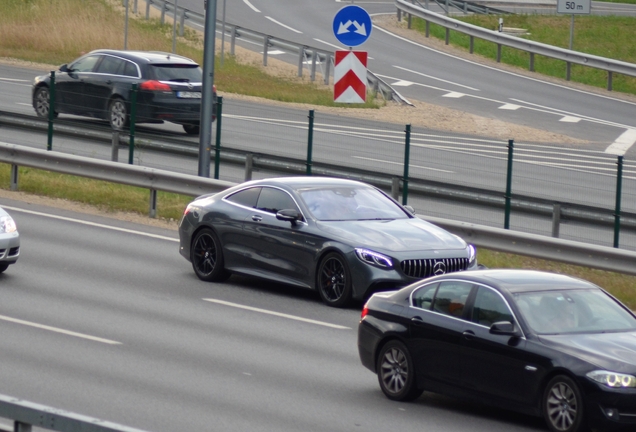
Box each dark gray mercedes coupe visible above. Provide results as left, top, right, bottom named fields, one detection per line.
left=178, top=177, right=477, bottom=307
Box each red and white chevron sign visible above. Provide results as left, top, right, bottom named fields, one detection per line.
left=334, top=50, right=367, bottom=103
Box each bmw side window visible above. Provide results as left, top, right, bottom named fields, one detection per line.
left=412, top=283, right=439, bottom=310
left=256, top=188, right=300, bottom=216
left=471, top=287, right=513, bottom=327
left=432, top=281, right=473, bottom=319
left=70, top=55, right=100, bottom=73
left=225, top=187, right=261, bottom=208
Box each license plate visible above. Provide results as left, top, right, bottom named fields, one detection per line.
left=176, top=91, right=201, bottom=99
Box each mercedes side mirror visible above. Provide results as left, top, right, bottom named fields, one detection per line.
left=276, top=209, right=302, bottom=224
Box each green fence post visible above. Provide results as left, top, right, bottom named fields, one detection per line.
left=128, top=83, right=138, bottom=164
left=47, top=71, right=56, bottom=151
left=306, top=109, right=314, bottom=176
left=402, top=124, right=411, bottom=205
left=504, top=139, right=514, bottom=229
left=214, top=96, right=223, bottom=180
left=613, top=155, right=623, bottom=248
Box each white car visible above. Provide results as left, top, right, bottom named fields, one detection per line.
left=0, top=207, right=20, bottom=273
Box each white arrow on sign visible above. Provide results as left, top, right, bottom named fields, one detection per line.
left=337, top=20, right=367, bottom=36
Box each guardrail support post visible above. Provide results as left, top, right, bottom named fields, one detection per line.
left=298, top=48, right=305, bottom=77
left=160, top=1, right=166, bottom=23
left=128, top=83, right=138, bottom=165
left=608, top=71, right=613, bottom=91
left=214, top=96, right=223, bottom=180
left=111, top=131, right=120, bottom=162
left=552, top=203, right=561, bottom=238
left=445, top=28, right=450, bottom=45
left=14, top=421, right=32, bottom=432
left=392, top=177, right=400, bottom=201
left=402, top=124, right=411, bottom=205
left=263, top=37, right=269, bottom=66
left=497, top=44, right=502, bottom=63
left=145, top=0, right=150, bottom=19
left=504, top=139, right=514, bottom=229
left=530, top=53, right=535, bottom=72
left=47, top=71, right=56, bottom=151
left=310, top=51, right=318, bottom=82
left=566, top=62, right=571, bottom=81
left=306, top=109, right=314, bottom=176
left=426, top=21, right=430, bottom=38
left=180, top=12, right=186, bottom=36
left=230, top=27, right=237, bottom=55
left=149, top=189, right=157, bottom=218
left=614, top=155, right=623, bottom=248
left=407, top=14, right=412, bottom=29
left=469, top=36, right=474, bottom=54
left=323, top=55, right=331, bottom=85
left=10, top=164, right=18, bottom=191
left=244, top=153, right=253, bottom=181
left=133, top=0, right=138, bottom=14
left=397, top=8, right=401, bottom=21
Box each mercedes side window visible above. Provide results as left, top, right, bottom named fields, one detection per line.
left=471, top=286, right=514, bottom=327
left=412, top=283, right=439, bottom=310
left=225, top=187, right=261, bottom=208
left=256, top=188, right=300, bottom=216
left=431, top=281, right=473, bottom=319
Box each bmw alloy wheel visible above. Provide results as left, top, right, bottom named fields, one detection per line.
left=377, top=340, right=422, bottom=401
left=543, top=375, right=587, bottom=432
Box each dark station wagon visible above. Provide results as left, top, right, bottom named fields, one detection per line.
left=32, top=49, right=216, bottom=135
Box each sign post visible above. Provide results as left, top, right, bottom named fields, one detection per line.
left=556, top=0, right=591, bottom=49
left=332, top=5, right=372, bottom=104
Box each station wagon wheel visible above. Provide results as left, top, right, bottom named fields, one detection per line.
left=108, top=97, right=128, bottom=130
left=33, top=86, right=58, bottom=119
left=317, top=252, right=352, bottom=308
left=377, top=340, right=423, bottom=402
left=190, top=228, right=230, bottom=282
left=543, top=375, right=588, bottom=432
left=183, top=123, right=200, bottom=135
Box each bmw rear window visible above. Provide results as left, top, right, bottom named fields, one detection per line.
left=149, top=64, right=202, bottom=83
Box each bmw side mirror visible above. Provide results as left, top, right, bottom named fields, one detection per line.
left=490, top=321, right=521, bottom=337
left=404, top=205, right=415, bottom=215
left=276, top=209, right=302, bottom=224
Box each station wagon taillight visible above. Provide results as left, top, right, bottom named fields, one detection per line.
left=139, top=80, right=171, bottom=91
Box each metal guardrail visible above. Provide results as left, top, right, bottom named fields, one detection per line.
left=134, top=0, right=409, bottom=103
left=0, top=393, right=150, bottom=432
left=396, top=0, right=636, bottom=89
left=2, top=141, right=636, bottom=276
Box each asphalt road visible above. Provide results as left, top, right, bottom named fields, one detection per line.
left=0, top=199, right=547, bottom=432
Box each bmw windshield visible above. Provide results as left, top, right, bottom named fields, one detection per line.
left=298, top=187, right=409, bottom=221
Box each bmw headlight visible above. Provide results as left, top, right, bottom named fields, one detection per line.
left=355, top=248, right=393, bottom=269
left=0, top=215, right=17, bottom=234
left=587, top=370, right=636, bottom=388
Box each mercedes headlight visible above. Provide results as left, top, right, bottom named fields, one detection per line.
left=355, top=248, right=393, bottom=269
left=587, top=370, right=636, bottom=388
left=468, top=244, right=476, bottom=266
left=0, top=215, right=17, bottom=234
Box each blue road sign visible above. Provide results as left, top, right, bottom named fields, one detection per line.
left=332, top=5, right=372, bottom=47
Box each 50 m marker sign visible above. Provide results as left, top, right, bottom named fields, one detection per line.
left=334, top=51, right=367, bottom=104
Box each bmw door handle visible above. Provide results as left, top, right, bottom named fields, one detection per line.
left=251, top=215, right=262, bottom=222
left=462, top=330, right=475, bottom=340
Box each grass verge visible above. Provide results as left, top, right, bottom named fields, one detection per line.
left=411, top=14, right=636, bottom=95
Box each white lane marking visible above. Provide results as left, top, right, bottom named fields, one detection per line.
left=374, top=25, right=636, bottom=108
left=391, top=80, right=413, bottom=87
left=0, top=205, right=178, bottom=242
left=0, top=78, right=29, bottom=82
left=499, top=104, right=521, bottom=110
left=265, top=16, right=302, bottom=34
left=267, top=50, right=286, bottom=55
left=443, top=92, right=464, bottom=98
left=243, top=0, right=260, bottom=13
left=202, top=299, right=351, bottom=330
left=560, top=116, right=581, bottom=123
left=314, top=38, right=345, bottom=50
left=0, top=314, right=121, bottom=345
left=393, top=65, right=479, bottom=91
left=605, top=129, right=636, bottom=155
left=352, top=156, right=455, bottom=173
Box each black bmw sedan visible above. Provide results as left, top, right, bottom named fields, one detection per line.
left=32, top=49, right=215, bottom=134
left=178, top=177, right=477, bottom=307
left=358, top=269, right=636, bottom=432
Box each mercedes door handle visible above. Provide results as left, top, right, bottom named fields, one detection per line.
left=251, top=215, right=262, bottom=222
left=411, top=317, right=424, bottom=325
left=462, top=330, right=475, bottom=340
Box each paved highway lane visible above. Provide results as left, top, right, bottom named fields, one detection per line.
left=0, top=198, right=547, bottom=432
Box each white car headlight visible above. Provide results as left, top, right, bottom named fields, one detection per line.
left=468, top=244, right=476, bottom=266
left=587, top=370, right=636, bottom=388
left=355, top=248, right=393, bottom=269
left=0, top=215, right=17, bottom=234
